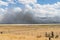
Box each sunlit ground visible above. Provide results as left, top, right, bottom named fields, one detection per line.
left=0, top=24, right=60, bottom=40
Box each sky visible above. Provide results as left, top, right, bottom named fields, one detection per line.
left=38, top=0, right=60, bottom=4
left=0, top=0, right=60, bottom=24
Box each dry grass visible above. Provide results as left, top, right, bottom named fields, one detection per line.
left=0, top=24, right=60, bottom=40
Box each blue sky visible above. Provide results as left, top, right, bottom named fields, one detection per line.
left=0, top=0, right=60, bottom=9
left=38, top=0, right=60, bottom=4
left=1, top=0, right=60, bottom=8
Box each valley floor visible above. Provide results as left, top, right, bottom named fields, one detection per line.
left=0, top=24, right=60, bottom=40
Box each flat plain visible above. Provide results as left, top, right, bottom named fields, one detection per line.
left=0, top=24, right=60, bottom=40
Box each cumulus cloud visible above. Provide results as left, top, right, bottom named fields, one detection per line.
left=0, top=8, right=7, bottom=22
left=7, top=0, right=15, bottom=4
left=13, top=7, right=22, bottom=12
left=0, top=7, right=37, bottom=24
left=0, top=1, right=8, bottom=6
left=0, top=0, right=60, bottom=24
left=32, top=2, right=60, bottom=17
left=18, top=0, right=37, bottom=4
left=0, top=0, right=16, bottom=6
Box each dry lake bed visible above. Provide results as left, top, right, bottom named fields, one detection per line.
left=0, top=24, right=60, bottom=40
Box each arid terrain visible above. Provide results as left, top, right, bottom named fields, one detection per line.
left=0, top=24, right=60, bottom=40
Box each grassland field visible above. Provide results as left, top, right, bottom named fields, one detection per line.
left=0, top=24, right=60, bottom=40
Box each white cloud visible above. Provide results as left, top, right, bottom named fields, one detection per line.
left=31, top=2, right=60, bottom=17
left=18, top=0, right=37, bottom=4
left=0, top=8, right=7, bottom=14
left=13, top=7, right=22, bottom=12
left=0, top=8, right=7, bottom=21
left=0, top=1, right=8, bottom=6
left=0, top=0, right=15, bottom=6
left=7, top=0, right=15, bottom=4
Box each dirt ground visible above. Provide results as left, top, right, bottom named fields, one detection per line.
left=0, top=24, right=60, bottom=40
